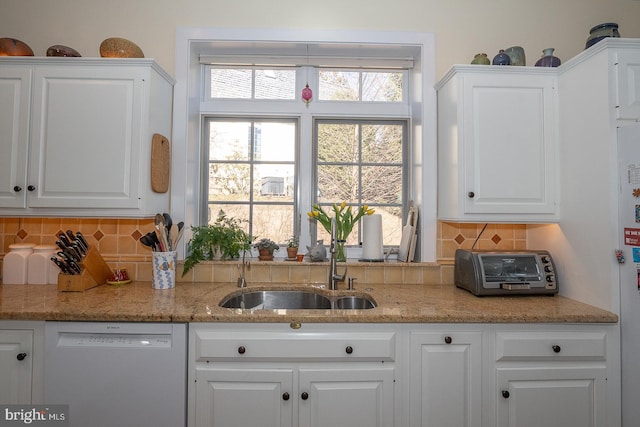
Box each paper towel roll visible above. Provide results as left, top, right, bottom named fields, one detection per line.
left=362, top=214, right=384, bottom=260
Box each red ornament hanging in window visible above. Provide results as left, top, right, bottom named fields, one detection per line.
left=301, top=83, right=313, bottom=105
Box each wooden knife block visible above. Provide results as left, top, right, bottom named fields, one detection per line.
left=57, top=246, right=112, bottom=292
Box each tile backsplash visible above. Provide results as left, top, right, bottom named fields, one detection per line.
left=0, top=217, right=527, bottom=284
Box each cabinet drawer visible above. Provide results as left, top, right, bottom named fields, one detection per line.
left=194, top=329, right=396, bottom=362
left=496, top=331, right=607, bottom=361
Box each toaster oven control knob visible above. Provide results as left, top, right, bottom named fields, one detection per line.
left=467, top=191, right=475, bottom=198
left=544, top=265, right=553, bottom=273
left=546, top=275, right=555, bottom=283
left=541, top=255, right=550, bottom=263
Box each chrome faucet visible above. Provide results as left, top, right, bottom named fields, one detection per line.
left=329, top=218, right=347, bottom=290
left=237, top=250, right=249, bottom=288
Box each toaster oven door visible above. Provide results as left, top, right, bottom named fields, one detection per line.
left=477, top=254, right=542, bottom=288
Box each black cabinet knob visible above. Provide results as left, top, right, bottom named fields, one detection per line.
left=16, top=353, right=27, bottom=361
left=237, top=346, right=246, bottom=354
left=345, top=346, right=353, bottom=354
left=552, top=345, right=561, bottom=353
left=502, top=390, right=510, bottom=399
left=467, top=191, right=475, bottom=198
left=301, top=392, right=309, bottom=400
left=282, top=392, right=290, bottom=401
left=13, top=186, right=22, bottom=192
left=444, top=336, right=452, bottom=344
left=27, top=185, right=36, bottom=192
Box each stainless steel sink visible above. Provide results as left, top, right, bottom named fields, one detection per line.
left=334, top=296, right=377, bottom=310
left=219, top=289, right=376, bottom=310
left=220, top=290, right=332, bottom=310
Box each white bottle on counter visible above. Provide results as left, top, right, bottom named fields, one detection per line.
left=27, top=245, right=57, bottom=285
left=2, top=243, right=36, bottom=285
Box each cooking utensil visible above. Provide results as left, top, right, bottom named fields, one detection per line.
left=151, top=133, right=171, bottom=193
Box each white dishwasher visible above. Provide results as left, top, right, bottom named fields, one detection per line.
left=44, top=322, right=187, bottom=427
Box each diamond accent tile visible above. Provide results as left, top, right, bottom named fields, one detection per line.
left=131, top=230, right=142, bottom=240
left=454, top=234, right=465, bottom=245
left=93, top=230, right=105, bottom=241
left=17, top=229, right=28, bottom=239
left=491, top=234, right=502, bottom=244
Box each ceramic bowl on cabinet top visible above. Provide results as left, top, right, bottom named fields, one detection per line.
left=0, top=38, right=34, bottom=56
left=99, top=37, right=144, bottom=58
left=46, top=45, right=81, bottom=57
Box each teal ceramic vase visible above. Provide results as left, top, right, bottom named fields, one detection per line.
left=504, top=46, right=526, bottom=66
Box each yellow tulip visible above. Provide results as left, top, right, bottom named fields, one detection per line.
left=366, top=209, right=375, bottom=215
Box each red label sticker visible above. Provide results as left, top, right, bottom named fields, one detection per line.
left=624, top=228, right=640, bottom=246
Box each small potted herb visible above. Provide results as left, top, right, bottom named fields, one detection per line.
left=182, top=210, right=252, bottom=275
left=286, top=235, right=299, bottom=259
left=253, top=238, right=279, bottom=261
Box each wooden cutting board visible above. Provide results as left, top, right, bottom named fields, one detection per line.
left=398, top=206, right=417, bottom=262
left=151, top=133, right=170, bottom=193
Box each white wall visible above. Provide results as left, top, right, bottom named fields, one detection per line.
left=2, top=0, right=639, bottom=79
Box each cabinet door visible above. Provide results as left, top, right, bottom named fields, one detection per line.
left=616, top=51, right=640, bottom=120
left=0, top=330, right=33, bottom=403
left=194, top=367, right=293, bottom=427
left=462, top=74, right=557, bottom=215
left=496, top=367, right=607, bottom=427
left=0, top=67, right=31, bottom=208
left=298, top=367, right=395, bottom=427
left=409, top=332, right=482, bottom=427
left=28, top=66, right=144, bottom=209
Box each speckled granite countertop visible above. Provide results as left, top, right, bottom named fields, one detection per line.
left=0, top=281, right=618, bottom=324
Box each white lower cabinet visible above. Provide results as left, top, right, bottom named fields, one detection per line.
left=195, top=367, right=293, bottom=427
left=0, top=321, right=44, bottom=404
left=188, top=323, right=619, bottom=427
left=493, top=327, right=618, bottom=427
left=408, top=330, right=482, bottom=427
left=189, top=323, right=397, bottom=427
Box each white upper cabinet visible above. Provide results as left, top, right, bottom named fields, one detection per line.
left=0, top=58, right=174, bottom=217
left=615, top=49, right=640, bottom=120
left=436, top=66, right=558, bottom=222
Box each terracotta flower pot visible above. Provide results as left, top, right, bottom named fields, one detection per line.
left=286, top=247, right=298, bottom=259
left=258, top=248, right=274, bottom=261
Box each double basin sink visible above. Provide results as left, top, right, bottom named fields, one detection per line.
left=219, top=289, right=376, bottom=310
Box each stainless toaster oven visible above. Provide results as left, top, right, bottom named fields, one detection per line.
left=454, top=249, right=558, bottom=296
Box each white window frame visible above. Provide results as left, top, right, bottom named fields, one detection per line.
left=173, top=28, right=437, bottom=262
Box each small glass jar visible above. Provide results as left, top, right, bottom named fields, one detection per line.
left=2, top=243, right=36, bottom=284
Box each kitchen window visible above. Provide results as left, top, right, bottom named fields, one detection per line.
left=174, top=29, right=437, bottom=261
left=202, top=64, right=408, bottom=253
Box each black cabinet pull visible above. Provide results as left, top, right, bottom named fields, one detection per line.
left=237, top=346, right=246, bottom=354
left=16, top=353, right=27, bottom=361
left=345, top=346, right=353, bottom=354
left=27, top=185, right=36, bottom=192
left=444, top=336, right=452, bottom=344
left=501, top=390, right=510, bottom=399
left=282, top=392, right=290, bottom=401
left=467, top=191, right=475, bottom=198
left=13, top=186, right=22, bottom=192
left=301, top=392, right=309, bottom=400
left=552, top=345, right=561, bottom=353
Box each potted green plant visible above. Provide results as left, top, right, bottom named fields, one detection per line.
left=286, top=235, right=299, bottom=259
left=182, top=210, right=252, bottom=275
left=253, top=238, right=279, bottom=261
